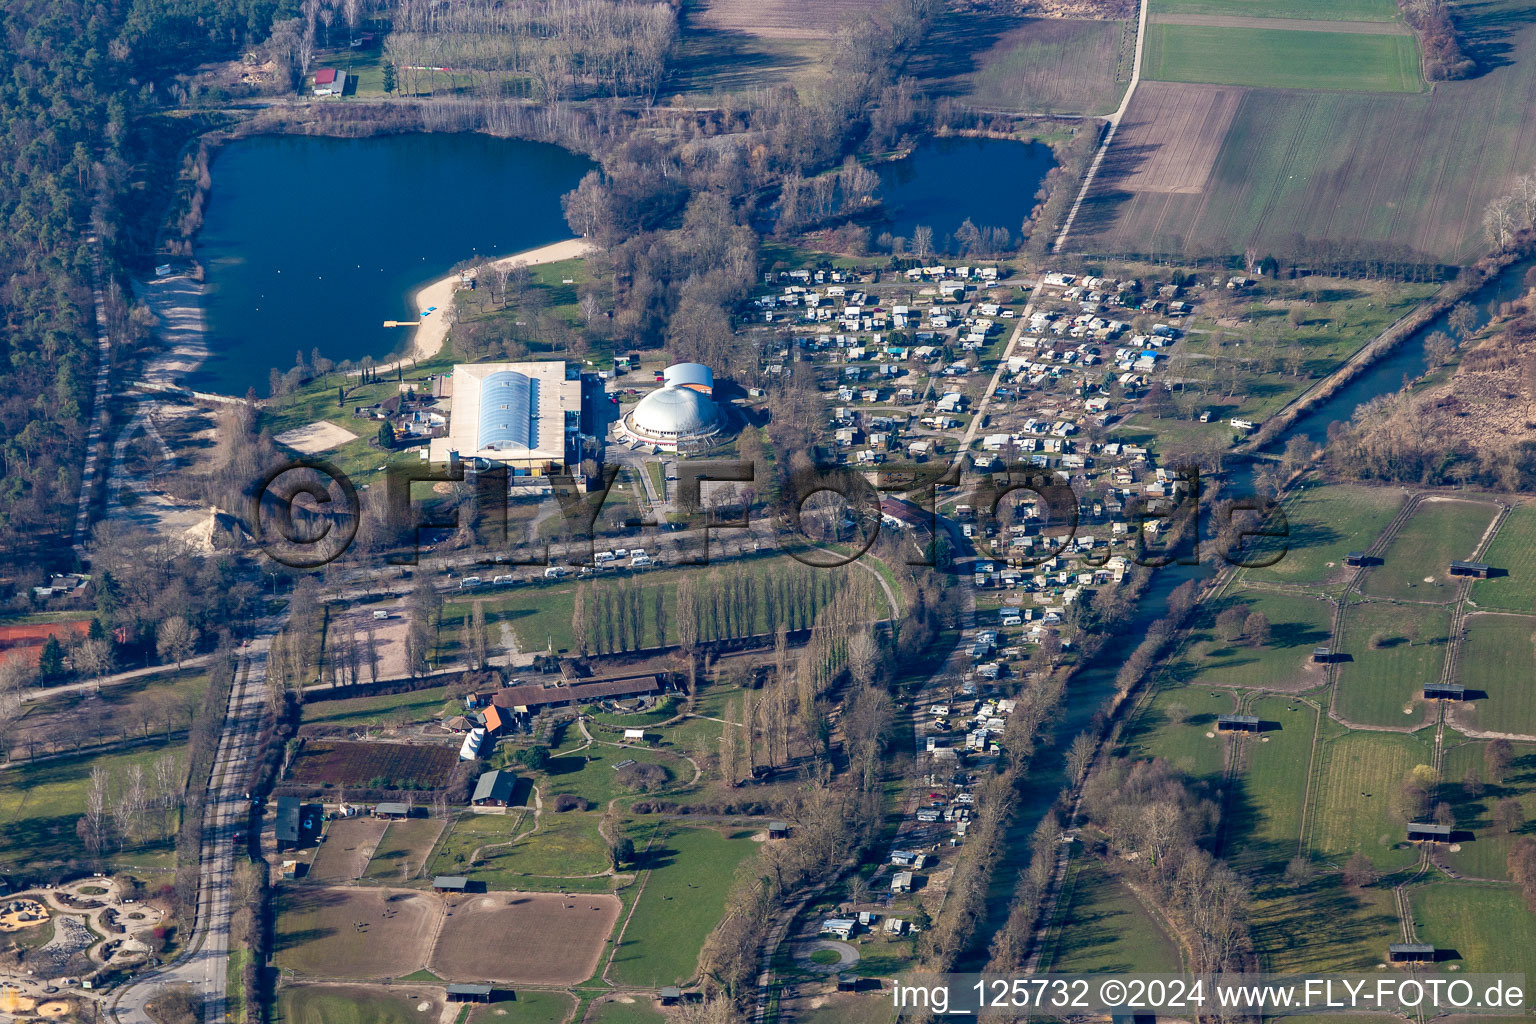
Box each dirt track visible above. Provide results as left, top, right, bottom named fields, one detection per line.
left=429, top=891, right=620, bottom=985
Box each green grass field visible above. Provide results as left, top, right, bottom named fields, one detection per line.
left=1149, top=0, right=1398, bottom=19
left=430, top=807, right=608, bottom=884
left=1247, top=873, right=1401, bottom=971
left=0, top=739, right=185, bottom=870
left=1240, top=484, right=1405, bottom=587
left=1122, top=686, right=1236, bottom=782
left=954, top=18, right=1131, bottom=115
left=1332, top=600, right=1450, bottom=728
left=1440, top=739, right=1536, bottom=881
left=1452, top=614, right=1536, bottom=738
left=1361, top=499, right=1500, bottom=603
left=470, top=992, right=574, bottom=1024
left=1411, top=882, right=1536, bottom=974
left=1470, top=503, right=1536, bottom=612
left=1162, top=587, right=1335, bottom=690
left=587, top=999, right=667, bottom=1024
left=606, top=825, right=759, bottom=987
left=280, top=986, right=440, bottom=1024
left=1042, top=856, right=1182, bottom=973
left=1142, top=24, right=1421, bottom=92
left=16, top=666, right=209, bottom=759
left=300, top=685, right=458, bottom=728
left=1224, top=696, right=1318, bottom=872
left=1310, top=727, right=1433, bottom=872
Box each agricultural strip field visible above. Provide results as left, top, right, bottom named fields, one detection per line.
left=1440, top=738, right=1536, bottom=881
left=606, top=825, right=759, bottom=987
left=1410, top=882, right=1536, bottom=974
left=1073, top=2, right=1536, bottom=264
left=1041, top=857, right=1182, bottom=973
left=1309, top=726, right=1432, bottom=873
left=1149, top=0, right=1398, bottom=20
left=1360, top=499, right=1500, bottom=603
left=1141, top=23, right=1421, bottom=92
left=1469, top=502, right=1536, bottom=612
left=1161, top=587, right=1334, bottom=690
left=287, top=740, right=458, bottom=789
left=1239, top=484, right=1405, bottom=586
left=361, top=818, right=447, bottom=883
left=1332, top=600, right=1450, bottom=728
left=1450, top=613, right=1536, bottom=738
left=427, top=891, right=621, bottom=985
left=936, top=18, right=1132, bottom=116
left=1222, top=695, right=1318, bottom=873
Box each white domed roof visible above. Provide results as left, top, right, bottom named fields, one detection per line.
left=630, top=385, right=718, bottom=438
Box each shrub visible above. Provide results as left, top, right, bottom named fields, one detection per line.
left=552, top=794, right=588, bottom=812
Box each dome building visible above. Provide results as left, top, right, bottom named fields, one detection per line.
left=621, top=363, right=724, bottom=451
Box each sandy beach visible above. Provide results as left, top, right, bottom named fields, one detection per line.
left=363, top=236, right=594, bottom=376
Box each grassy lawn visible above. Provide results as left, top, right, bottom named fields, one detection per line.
left=1332, top=600, right=1450, bottom=728
left=587, top=999, right=667, bottom=1024
left=470, top=991, right=575, bottom=1024
left=957, top=17, right=1132, bottom=116
left=1470, top=502, right=1536, bottom=612
left=537, top=742, right=685, bottom=807
left=299, top=685, right=459, bottom=729
left=1121, top=685, right=1236, bottom=783
left=16, top=666, right=209, bottom=759
left=0, top=739, right=185, bottom=870
left=1439, top=739, right=1536, bottom=881
left=1453, top=614, right=1536, bottom=738
left=1162, top=587, right=1335, bottom=690
left=280, top=986, right=440, bottom=1024
left=1361, top=499, right=1500, bottom=603
left=1240, top=483, right=1406, bottom=587
left=429, top=806, right=608, bottom=883
left=1149, top=0, right=1399, bottom=19
left=1042, top=856, right=1182, bottom=973
left=1247, top=872, right=1401, bottom=971
left=1142, top=23, right=1422, bottom=92
left=606, top=824, right=759, bottom=987
left=361, top=819, right=446, bottom=882
left=1224, top=696, right=1318, bottom=873
left=1410, top=881, right=1536, bottom=975
left=1310, top=726, right=1433, bottom=873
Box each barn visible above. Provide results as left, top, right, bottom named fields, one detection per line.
left=471, top=769, right=516, bottom=807
left=1449, top=560, right=1493, bottom=578
left=1407, top=822, right=1454, bottom=843
left=1424, top=683, right=1466, bottom=701
left=445, top=984, right=493, bottom=1003
left=1388, top=943, right=1435, bottom=963
left=1216, top=714, right=1261, bottom=733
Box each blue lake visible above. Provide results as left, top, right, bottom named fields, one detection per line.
left=875, top=136, right=1056, bottom=252
left=192, top=133, right=594, bottom=395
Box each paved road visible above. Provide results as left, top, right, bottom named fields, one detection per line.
left=110, top=627, right=274, bottom=1024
